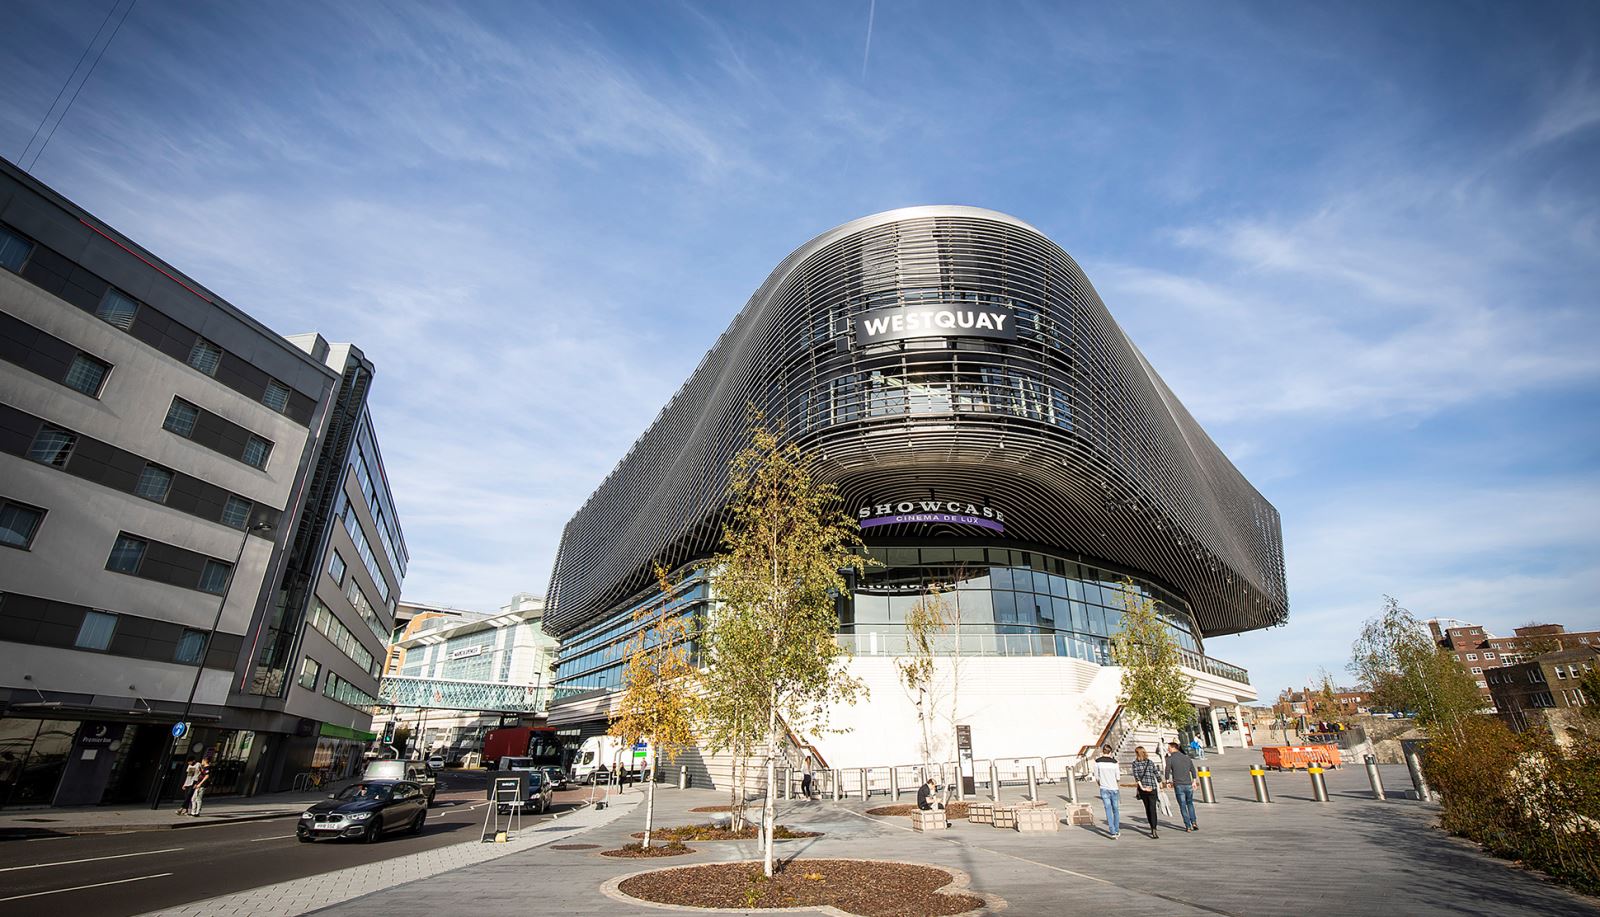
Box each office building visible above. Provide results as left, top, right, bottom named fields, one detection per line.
left=0, top=159, right=404, bottom=806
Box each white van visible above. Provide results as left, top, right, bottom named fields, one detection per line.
left=570, top=736, right=651, bottom=784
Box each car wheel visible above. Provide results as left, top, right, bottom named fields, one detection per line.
left=410, top=811, right=425, bottom=835
left=364, top=822, right=382, bottom=843
left=297, top=832, right=314, bottom=843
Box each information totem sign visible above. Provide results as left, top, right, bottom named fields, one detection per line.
left=956, top=724, right=975, bottom=795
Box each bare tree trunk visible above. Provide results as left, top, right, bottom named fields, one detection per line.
left=763, top=687, right=778, bottom=877
left=643, top=766, right=655, bottom=848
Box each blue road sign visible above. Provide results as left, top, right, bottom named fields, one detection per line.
left=171, top=722, right=188, bottom=739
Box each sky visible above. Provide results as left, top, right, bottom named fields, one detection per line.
left=1, top=0, right=1597, bottom=699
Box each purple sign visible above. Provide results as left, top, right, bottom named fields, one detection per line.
left=857, top=500, right=1006, bottom=534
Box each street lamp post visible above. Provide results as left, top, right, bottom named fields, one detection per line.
left=148, top=522, right=273, bottom=809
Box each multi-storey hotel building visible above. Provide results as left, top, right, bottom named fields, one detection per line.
left=0, top=160, right=404, bottom=807
left=545, top=207, right=1287, bottom=776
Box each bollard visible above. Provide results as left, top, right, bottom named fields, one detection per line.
left=678, top=766, right=687, bottom=790
left=989, top=762, right=1001, bottom=801
left=1404, top=748, right=1431, bottom=802
left=1197, top=767, right=1216, bottom=804
left=1066, top=767, right=1079, bottom=804
left=859, top=768, right=869, bottom=801
left=1363, top=754, right=1385, bottom=800
left=1308, top=765, right=1329, bottom=803
left=1250, top=766, right=1272, bottom=804
left=832, top=769, right=842, bottom=801
left=890, top=767, right=900, bottom=800
left=1027, top=765, right=1038, bottom=802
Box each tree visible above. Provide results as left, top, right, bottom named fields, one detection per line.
left=1578, top=669, right=1600, bottom=723
left=1110, top=579, right=1195, bottom=734
left=608, top=564, right=700, bottom=849
left=895, top=582, right=956, bottom=772
left=700, top=424, right=867, bottom=877
left=1349, top=596, right=1484, bottom=738
left=1306, top=668, right=1346, bottom=728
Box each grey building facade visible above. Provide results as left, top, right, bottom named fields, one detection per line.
left=0, top=159, right=404, bottom=806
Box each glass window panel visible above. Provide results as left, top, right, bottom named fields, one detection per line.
left=106, top=534, right=146, bottom=573
left=1066, top=578, right=1085, bottom=602
left=298, top=657, right=320, bottom=690
left=0, top=502, right=44, bottom=548
left=175, top=630, right=206, bottom=664
left=993, top=590, right=1017, bottom=624
left=27, top=425, right=76, bottom=467
left=955, top=588, right=993, bottom=624
left=134, top=465, right=174, bottom=502
left=75, top=610, right=117, bottom=650
left=887, top=594, right=920, bottom=623
left=64, top=354, right=109, bottom=396
left=1051, top=596, right=1071, bottom=624
left=198, top=559, right=232, bottom=594
left=919, top=547, right=955, bottom=564
left=328, top=550, right=348, bottom=584
left=853, top=592, right=889, bottom=624
left=1087, top=605, right=1108, bottom=636
left=1048, top=574, right=1069, bottom=597
left=262, top=379, right=291, bottom=412
left=1069, top=601, right=1090, bottom=634
left=187, top=338, right=223, bottom=376
left=884, top=548, right=918, bottom=568
left=163, top=400, right=199, bottom=437
left=1032, top=570, right=1052, bottom=594
left=989, top=566, right=1012, bottom=589
left=0, top=226, right=34, bottom=271
left=221, top=495, right=252, bottom=529
left=95, top=289, right=140, bottom=330
left=1104, top=608, right=1123, bottom=634
left=953, top=547, right=985, bottom=564
left=242, top=435, right=271, bottom=469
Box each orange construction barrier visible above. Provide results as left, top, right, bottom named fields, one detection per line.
left=1262, top=745, right=1341, bottom=770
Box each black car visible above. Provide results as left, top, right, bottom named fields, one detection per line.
left=297, top=779, right=427, bottom=843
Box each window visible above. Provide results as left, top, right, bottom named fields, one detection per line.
left=75, top=610, right=117, bottom=650
left=186, top=338, right=222, bottom=376
left=242, top=435, right=271, bottom=469
left=262, top=379, right=291, bottom=413
left=163, top=399, right=199, bottom=437
left=221, top=495, right=253, bottom=529
left=328, top=550, right=347, bottom=585
left=1484, top=652, right=1496, bottom=660
left=175, top=629, right=207, bottom=664
left=134, top=465, right=175, bottom=502
left=298, top=656, right=321, bottom=690
left=0, top=226, right=34, bottom=272
left=0, top=500, right=46, bottom=549
left=95, top=289, right=140, bottom=330
left=106, top=534, right=147, bottom=573
left=1556, top=667, right=1568, bottom=679
left=198, top=559, right=232, bottom=595
left=1466, top=653, right=1477, bottom=661
left=1470, top=667, right=1482, bottom=674
left=63, top=354, right=110, bottom=397
left=27, top=425, right=76, bottom=467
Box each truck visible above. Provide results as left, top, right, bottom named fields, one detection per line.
left=570, top=735, right=652, bottom=784
left=481, top=725, right=563, bottom=770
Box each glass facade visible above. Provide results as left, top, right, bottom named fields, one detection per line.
left=552, top=573, right=709, bottom=693
left=846, top=545, right=1202, bottom=657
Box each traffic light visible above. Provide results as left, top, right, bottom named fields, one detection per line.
left=381, top=721, right=397, bottom=745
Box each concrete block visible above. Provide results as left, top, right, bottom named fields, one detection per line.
left=1066, top=803, right=1095, bottom=825
left=912, top=809, right=948, bottom=832
left=967, top=801, right=995, bottom=824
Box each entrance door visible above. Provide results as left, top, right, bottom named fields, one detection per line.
left=0, top=719, right=78, bottom=808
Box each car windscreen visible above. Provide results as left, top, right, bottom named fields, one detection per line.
left=335, top=783, right=393, bottom=802
left=364, top=762, right=405, bottom=779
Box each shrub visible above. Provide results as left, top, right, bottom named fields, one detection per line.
left=1424, top=717, right=1600, bottom=894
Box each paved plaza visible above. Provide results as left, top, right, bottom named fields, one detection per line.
left=293, top=755, right=1597, bottom=917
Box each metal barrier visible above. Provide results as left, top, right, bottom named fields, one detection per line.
left=1404, top=747, right=1432, bottom=801
left=1308, top=765, right=1329, bottom=803
left=1363, top=754, right=1385, bottom=800
left=1197, top=767, right=1215, bottom=804
left=1250, top=766, right=1272, bottom=803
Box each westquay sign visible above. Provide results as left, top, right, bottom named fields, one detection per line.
left=853, top=302, right=1017, bottom=346
left=857, top=500, right=1005, bottom=534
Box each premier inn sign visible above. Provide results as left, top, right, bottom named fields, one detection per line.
left=853, top=302, right=1017, bottom=346
left=857, top=500, right=1005, bottom=534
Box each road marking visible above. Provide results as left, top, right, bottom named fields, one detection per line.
left=249, top=834, right=296, bottom=842
left=23, top=836, right=71, bottom=842
left=0, top=847, right=184, bottom=873
left=0, top=872, right=174, bottom=902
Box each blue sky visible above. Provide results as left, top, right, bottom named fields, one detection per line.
left=2, top=1, right=1597, bottom=699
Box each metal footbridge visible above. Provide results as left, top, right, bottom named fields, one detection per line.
left=377, top=676, right=586, bottom=713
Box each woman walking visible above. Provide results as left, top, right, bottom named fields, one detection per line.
left=1131, top=746, right=1162, bottom=838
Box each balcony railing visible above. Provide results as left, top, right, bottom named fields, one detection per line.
left=834, top=631, right=1250, bottom=685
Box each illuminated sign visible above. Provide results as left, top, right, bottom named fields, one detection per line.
left=854, top=303, right=1017, bottom=346
left=856, top=500, right=1005, bottom=534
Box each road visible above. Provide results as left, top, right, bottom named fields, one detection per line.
left=0, top=770, right=589, bottom=917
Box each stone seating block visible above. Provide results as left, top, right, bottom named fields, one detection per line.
left=1066, top=803, right=1095, bottom=825
left=967, top=802, right=995, bottom=824
left=1015, top=806, right=1060, bottom=832
left=912, top=809, right=948, bottom=832
left=992, top=805, right=1018, bottom=829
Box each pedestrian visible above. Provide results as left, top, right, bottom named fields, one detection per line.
left=176, top=756, right=200, bottom=815
left=917, top=777, right=938, bottom=811
left=1164, top=740, right=1199, bottom=832
left=1093, top=744, right=1121, bottom=839
left=189, top=757, right=211, bottom=817
left=1132, top=746, right=1162, bottom=838
left=1189, top=735, right=1205, bottom=760
left=801, top=761, right=814, bottom=800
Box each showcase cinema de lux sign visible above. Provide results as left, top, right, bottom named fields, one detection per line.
left=853, top=301, right=1018, bottom=346
left=857, top=500, right=1006, bottom=534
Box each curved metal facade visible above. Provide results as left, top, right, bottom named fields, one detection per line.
left=545, top=207, right=1288, bottom=642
